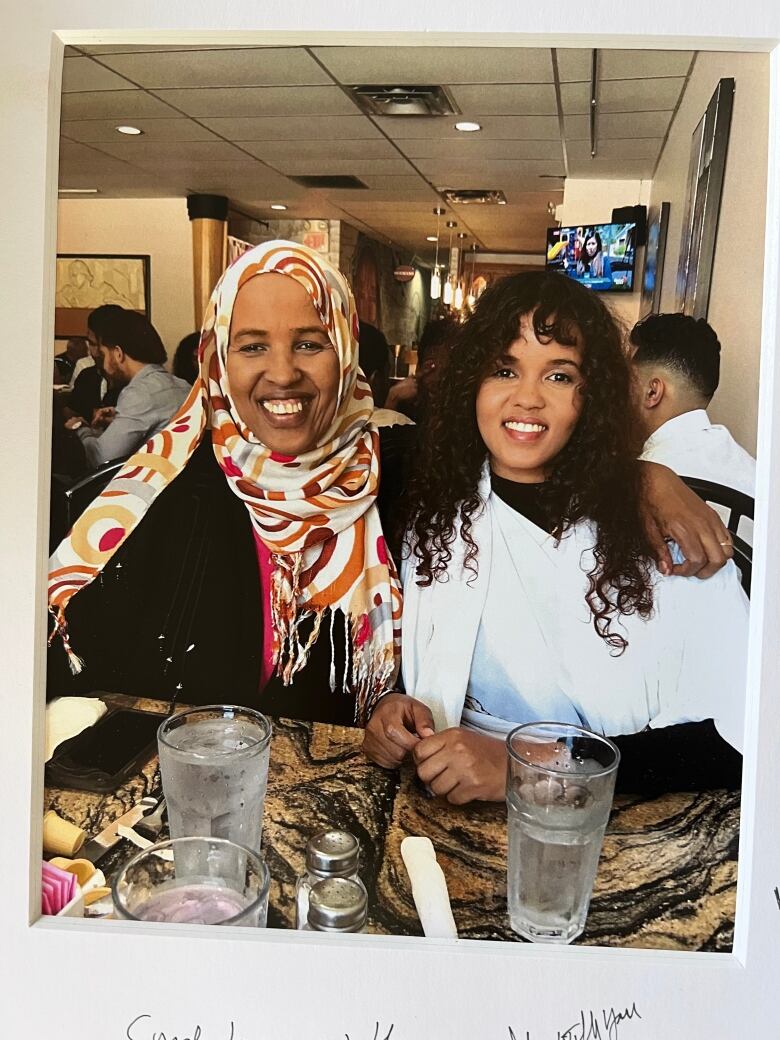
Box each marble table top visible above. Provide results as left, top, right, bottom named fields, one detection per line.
left=44, top=697, right=739, bottom=951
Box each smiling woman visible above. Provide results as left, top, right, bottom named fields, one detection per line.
left=364, top=272, right=747, bottom=801
left=47, top=241, right=402, bottom=725
left=226, top=273, right=341, bottom=456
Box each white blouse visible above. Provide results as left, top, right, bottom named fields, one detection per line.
left=402, top=488, right=748, bottom=752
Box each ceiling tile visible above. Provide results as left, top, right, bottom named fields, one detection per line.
left=566, top=156, right=657, bottom=178
left=199, top=115, right=381, bottom=140
left=62, top=56, right=137, bottom=92
left=242, top=138, right=399, bottom=161
left=416, top=158, right=565, bottom=179
left=97, top=48, right=332, bottom=88
left=555, top=49, right=592, bottom=83
left=311, top=46, right=555, bottom=84
left=598, top=77, right=686, bottom=113
left=598, top=110, right=672, bottom=138
left=378, top=114, right=562, bottom=141
left=60, top=90, right=179, bottom=120
left=569, top=138, right=663, bottom=161
left=446, top=83, right=557, bottom=116
left=559, top=82, right=591, bottom=115
left=398, top=138, right=563, bottom=160
left=93, top=139, right=253, bottom=164
left=562, top=114, right=591, bottom=140
left=599, top=49, right=694, bottom=80
left=150, top=85, right=359, bottom=118
left=271, top=158, right=417, bottom=177
left=60, top=118, right=219, bottom=143
left=59, top=138, right=116, bottom=162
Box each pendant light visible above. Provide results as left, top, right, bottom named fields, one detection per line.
left=454, top=232, right=467, bottom=310
left=466, top=244, right=479, bottom=308
left=429, top=206, right=445, bottom=301
left=443, top=220, right=456, bottom=305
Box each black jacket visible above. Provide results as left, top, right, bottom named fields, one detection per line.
left=47, top=430, right=412, bottom=725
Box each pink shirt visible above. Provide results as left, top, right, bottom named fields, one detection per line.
left=252, top=530, right=276, bottom=690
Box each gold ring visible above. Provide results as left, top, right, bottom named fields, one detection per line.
left=719, top=540, right=732, bottom=547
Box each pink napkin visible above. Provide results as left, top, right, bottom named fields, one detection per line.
left=42, top=861, right=77, bottom=915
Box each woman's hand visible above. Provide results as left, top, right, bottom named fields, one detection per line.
left=362, top=692, right=435, bottom=769
left=413, top=728, right=506, bottom=804
left=640, top=461, right=733, bottom=578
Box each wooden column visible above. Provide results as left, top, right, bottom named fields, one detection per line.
left=187, top=194, right=228, bottom=329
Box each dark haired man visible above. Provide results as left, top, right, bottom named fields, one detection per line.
left=65, top=307, right=189, bottom=470
left=631, top=313, right=755, bottom=498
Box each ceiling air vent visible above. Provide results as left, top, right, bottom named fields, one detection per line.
left=291, top=175, right=368, bottom=189
left=351, top=85, right=458, bottom=117
left=441, top=189, right=508, bottom=206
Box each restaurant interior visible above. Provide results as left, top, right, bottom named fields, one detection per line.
left=44, top=41, right=768, bottom=948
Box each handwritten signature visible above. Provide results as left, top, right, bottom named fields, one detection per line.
left=509, top=1003, right=641, bottom=1040
left=126, top=1014, right=242, bottom=1040
left=345, top=1025, right=394, bottom=1040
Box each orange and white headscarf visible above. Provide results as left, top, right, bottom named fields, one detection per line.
left=49, top=240, right=402, bottom=721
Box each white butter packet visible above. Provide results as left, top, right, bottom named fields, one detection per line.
left=400, top=836, right=458, bottom=939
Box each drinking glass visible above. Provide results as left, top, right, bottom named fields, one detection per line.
left=158, top=705, right=272, bottom=853
left=506, top=722, right=620, bottom=944
left=112, top=836, right=269, bottom=926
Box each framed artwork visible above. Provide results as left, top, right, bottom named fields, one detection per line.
left=675, top=78, right=735, bottom=318
left=640, top=201, right=671, bottom=317
left=54, top=253, right=150, bottom=337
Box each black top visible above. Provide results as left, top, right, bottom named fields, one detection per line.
left=69, top=365, right=119, bottom=424
left=488, top=469, right=741, bottom=794
left=47, top=434, right=384, bottom=727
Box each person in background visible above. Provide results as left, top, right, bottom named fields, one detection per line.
left=64, top=308, right=190, bottom=470
left=631, top=313, right=756, bottom=497
left=53, top=337, right=88, bottom=385
left=364, top=272, right=744, bottom=801
left=384, top=316, right=459, bottom=423
left=173, top=331, right=201, bottom=385
left=359, top=321, right=414, bottom=428
left=63, top=306, right=121, bottom=424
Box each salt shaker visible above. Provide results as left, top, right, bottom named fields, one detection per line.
left=305, top=877, right=368, bottom=933
left=295, top=829, right=363, bottom=929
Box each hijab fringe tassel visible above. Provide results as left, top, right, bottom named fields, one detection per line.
left=48, top=606, right=85, bottom=676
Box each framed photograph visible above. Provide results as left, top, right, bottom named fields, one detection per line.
left=675, top=79, right=735, bottom=318
left=640, top=202, right=670, bottom=318
left=3, top=10, right=780, bottom=1040
left=54, top=254, right=150, bottom=337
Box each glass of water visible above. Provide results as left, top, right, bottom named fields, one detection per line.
left=113, top=836, right=270, bottom=926
left=506, top=722, right=620, bottom=945
left=158, top=705, right=272, bottom=853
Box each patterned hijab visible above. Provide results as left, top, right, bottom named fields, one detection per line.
left=49, top=240, right=402, bottom=720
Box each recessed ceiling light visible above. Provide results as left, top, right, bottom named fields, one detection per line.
left=455, top=121, right=481, bottom=133
left=426, top=235, right=438, bottom=242
left=58, top=187, right=99, bottom=194
left=116, top=125, right=143, bottom=135
left=271, top=203, right=288, bottom=211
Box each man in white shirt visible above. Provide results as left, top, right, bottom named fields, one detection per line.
left=64, top=307, right=190, bottom=471
left=630, top=313, right=755, bottom=498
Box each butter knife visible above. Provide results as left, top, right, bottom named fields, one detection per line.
left=80, top=796, right=158, bottom=864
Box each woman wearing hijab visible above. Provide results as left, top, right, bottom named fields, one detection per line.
left=48, top=241, right=401, bottom=725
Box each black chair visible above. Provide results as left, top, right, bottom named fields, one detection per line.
left=681, top=477, right=753, bottom=596
left=63, top=458, right=126, bottom=532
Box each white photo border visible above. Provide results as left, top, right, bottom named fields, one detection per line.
left=3, top=6, right=780, bottom=1038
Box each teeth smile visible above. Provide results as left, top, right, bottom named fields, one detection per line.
left=263, top=399, right=304, bottom=415
left=505, top=421, right=546, bottom=432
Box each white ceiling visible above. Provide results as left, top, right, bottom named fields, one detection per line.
left=59, top=44, right=697, bottom=258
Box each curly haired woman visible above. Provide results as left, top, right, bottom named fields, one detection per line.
left=363, top=272, right=747, bottom=800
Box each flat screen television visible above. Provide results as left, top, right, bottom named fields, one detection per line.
left=546, top=222, right=637, bottom=292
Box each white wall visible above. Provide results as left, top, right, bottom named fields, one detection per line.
left=57, top=197, right=195, bottom=359
left=556, top=178, right=650, bottom=329
left=651, top=52, right=769, bottom=455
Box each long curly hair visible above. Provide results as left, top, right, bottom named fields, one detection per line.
left=403, top=271, right=656, bottom=651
